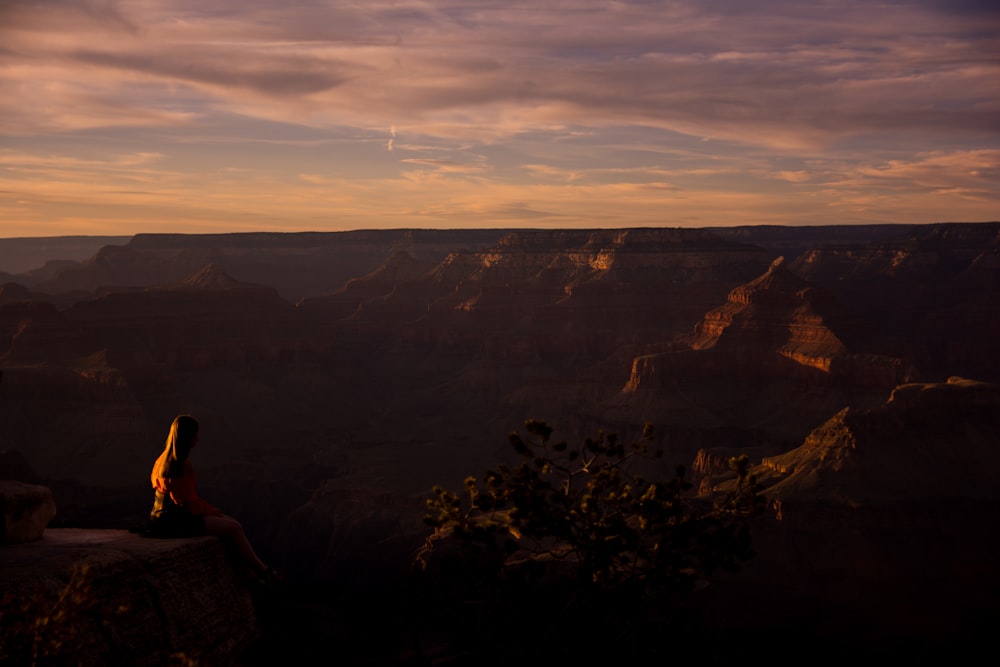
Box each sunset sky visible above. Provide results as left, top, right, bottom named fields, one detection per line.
left=1, top=0, right=998, bottom=238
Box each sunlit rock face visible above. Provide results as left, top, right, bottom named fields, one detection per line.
left=689, top=257, right=853, bottom=358
left=690, top=256, right=915, bottom=384
left=452, top=228, right=769, bottom=324
left=619, top=255, right=915, bottom=461
left=343, top=228, right=773, bottom=375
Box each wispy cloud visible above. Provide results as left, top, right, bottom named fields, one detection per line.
left=0, top=0, right=997, bottom=236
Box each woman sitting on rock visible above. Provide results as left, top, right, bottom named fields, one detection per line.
left=146, top=413, right=278, bottom=584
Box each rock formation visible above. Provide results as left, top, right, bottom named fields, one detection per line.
left=758, top=376, right=1000, bottom=504
left=787, top=221, right=1000, bottom=380
left=618, top=253, right=916, bottom=463
left=21, top=230, right=508, bottom=304
left=0, top=451, right=263, bottom=666
left=0, top=480, right=56, bottom=544
left=0, top=449, right=55, bottom=545
left=0, top=529, right=259, bottom=666
left=689, top=376, right=1000, bottom=658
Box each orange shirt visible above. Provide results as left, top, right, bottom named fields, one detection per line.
left=151, top=453, right=219, bottom=516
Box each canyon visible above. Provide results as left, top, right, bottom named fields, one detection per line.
left=1, top=222, right=998, bottom=661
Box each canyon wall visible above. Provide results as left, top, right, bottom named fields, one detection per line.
left=1, top=222, right=998, bottom=656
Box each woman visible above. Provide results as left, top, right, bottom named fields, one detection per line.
left=148, top=414, right=277, bottom=583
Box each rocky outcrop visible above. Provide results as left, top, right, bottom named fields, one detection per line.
left=756, top=376, right=1000, bottom=506
left=687, top=256, right=879, bottom=372
left=0, top=480, right=56, bottom=544
left=0, top=462, right=259, bottom=667
left=1, top=451, right=66, bottom=545
left=788, top=221, right=1000, bottom=379
left=0, top=529, right=259, bottom=667
left=618, top=257, right=916, bottom=460
left=689, top=376, right=1000, bottom=657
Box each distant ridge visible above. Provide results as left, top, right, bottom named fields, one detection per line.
left=0, top=235, right=132, bottom=275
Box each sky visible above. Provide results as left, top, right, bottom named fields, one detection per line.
left=1, top=0, right=998, bottom=238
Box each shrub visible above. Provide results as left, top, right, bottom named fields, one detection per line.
left=415, top=419, right=765, bottom=658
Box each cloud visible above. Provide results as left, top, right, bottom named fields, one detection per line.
left=5, top=0, right=995, bottom=146
left=0, top=151, right=164, bottom=169
left=400, top=158, right=489, bottom=175
left=854, top=150, right=1000, bottom=198
left=0, top=1, right=997, bottom=235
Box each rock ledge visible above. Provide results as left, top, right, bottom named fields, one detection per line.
left=0, top=528, right=258, bottom=666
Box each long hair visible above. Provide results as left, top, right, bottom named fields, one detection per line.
left=154, top=414, right=199, bottom=479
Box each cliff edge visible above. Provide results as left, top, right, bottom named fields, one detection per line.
left=0, top=529, right=258, bottom=666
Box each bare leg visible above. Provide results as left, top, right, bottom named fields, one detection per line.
left=203, top=513, right=268, bottom=573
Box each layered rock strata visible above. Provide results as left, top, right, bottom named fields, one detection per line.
left=689, top=377, right=1000, bottom=658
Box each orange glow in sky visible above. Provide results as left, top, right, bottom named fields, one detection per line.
left=1, top=1, right=998, bottom=237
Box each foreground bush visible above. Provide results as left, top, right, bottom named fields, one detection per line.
left=414, top=419, right=765, bottom=658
